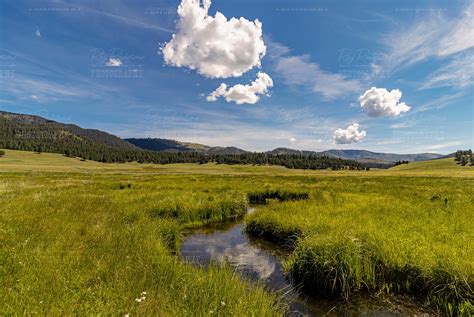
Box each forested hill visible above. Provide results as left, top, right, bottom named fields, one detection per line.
left=0, top=111, right=378, bottom=170
left=127, top=140, right=442, bottom=162
left=125, top=138, right=248, bottom=155
left=0, top=111, right=139, bottom=151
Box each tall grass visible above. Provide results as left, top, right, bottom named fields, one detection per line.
left=0, top=173, right=284, bottom=315
left=1, top=157, right=473, bottom=315
left=247, top=189, right=309, bottom=204
left=246, top=176, right=474, bottom=316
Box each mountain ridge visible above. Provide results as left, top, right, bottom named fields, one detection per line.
left=0, top=111, right=443, bottom=163
left=127, top=139, right=443, bottom=162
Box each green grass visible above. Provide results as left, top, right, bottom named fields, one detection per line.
left=1, top=150, right=473, bottom=315
left=1, top=149, right=473, bottom=177
left=246, top=177, right=474, bottom=315
left=0, top=173, right=285, bottom=315
left=390, top=157, right=472, bottom=173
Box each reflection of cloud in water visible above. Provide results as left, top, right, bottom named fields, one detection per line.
left=181, top=221, right=423, bottom=316
left=223, top=243, right=276, bottom=279
left=181, top=224, right=276, bottom=280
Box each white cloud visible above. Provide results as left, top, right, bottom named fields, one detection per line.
left=359, top=87, right=410, bottom=117
left=436, top=3, right=474, bottom=57
left=105, top=58, right=122, bottom=67
left=35, top=27, right=41, bottom=37
left=421, top=52, right=474, bottom=89
left=162, top=0, right=266, bottom=78
left=423, top=141, right=462, bottom=151
left=380, top=2, right=474, bottom=79
left=415, top=91, right=466, bottom=113
left=333, top=123, right=366, bottom=144
left=289, top=137, right=296, bottom=143
left=390, top=122, right=410, bottom=129
left=207, top=72, right=273, bottom=104
left=274, top=54, right=361, bottom=100
left=2, top=77, right=97, bottom=102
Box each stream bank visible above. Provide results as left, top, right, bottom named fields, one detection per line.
left=180, top=210, right=432, bottom=316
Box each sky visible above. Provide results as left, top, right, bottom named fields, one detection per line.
left=0, top=0, right=473, bottom=154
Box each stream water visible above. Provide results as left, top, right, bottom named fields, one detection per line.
left=180, top=209, right=428, bottom=316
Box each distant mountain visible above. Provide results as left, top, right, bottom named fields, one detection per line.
left=126, top=139, right=442, bottom=163
left=125, top=138, right=192, bottom=152
left=266, top=147, right=319, bottom=156
left=0, top=111, right=372, bottom=170
left=203, top=146, right=248, bottom=155
left=126, top=138, right=248, bottom=155
left=320, top=149, right=443, bottom=162
left=0, top=111, right=443, bottom=165
left=263, top=147, right=442, bottom=163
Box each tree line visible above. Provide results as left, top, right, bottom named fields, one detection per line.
left=0, top=115, right=386, bottom=170
left=454, top=150, right=473, bottom=166
left=393, top=160, right=409, bottom=166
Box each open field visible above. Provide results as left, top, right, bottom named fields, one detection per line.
left=1, top=149, right=473, bottom=177
left=1, top=150, right=473, bottom=315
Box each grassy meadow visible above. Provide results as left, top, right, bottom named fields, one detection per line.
left=1, top=149, right=473, bottom=315
left=246, top=177, right=474, bottom=315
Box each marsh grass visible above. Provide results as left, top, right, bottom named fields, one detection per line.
left=247, top=189, right=309, bottom=204
left=246, top=177, right=474, bottom=315
left=1, top=151, right=473, bottom=315
left=0, top=173, right=284, bottom=315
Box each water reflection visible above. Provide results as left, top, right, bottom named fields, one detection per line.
left=181, top=222, right=279, bottom=283
left=180, top=219, right=430, bottom=316
left=181, top=221, right=318, bottom=315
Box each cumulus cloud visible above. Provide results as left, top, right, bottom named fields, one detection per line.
left=162, top=0, right=266, bottom=78
left=333, top=123, right=366, bottom=144
left=207, top=72, right=273, bottom=104
left=35, top=27, right=41, bottom=37
left=359, top=87, right=410, bottom=117
left=105, top=58, right=122, bottom=67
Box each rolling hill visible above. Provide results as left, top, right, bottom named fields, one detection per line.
left=125, top=138, right=248, bottom=155
left=0, top=111, right=371, bottom=170
left=389, top=157, right=472, bottom=172
left=320, top=149, right=443, bottom=162
left=0, top=111, right=139, bottom=151
left=0, top=111, right=445, bottom=166
left=265, top=147, right=442, bottom=162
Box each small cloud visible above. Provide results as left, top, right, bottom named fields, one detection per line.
left=31, top=95, right=39, bottom=100
left=390, top=122, right=410, bottom=129
left=423, top=141, right=462, bottom=151
left=207, top=72, right=273, bottom=105
left=333, top=123, right=366, bottom=144
left=35, top=27, right=41, bottom=37
left=289, top=137, right=296, bottom=143
left=105, top=58, right=122, bottom=67
left=359, top=87, right=410, bottom=117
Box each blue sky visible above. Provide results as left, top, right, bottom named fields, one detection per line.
left=0, top=0, right=472, bottom=153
